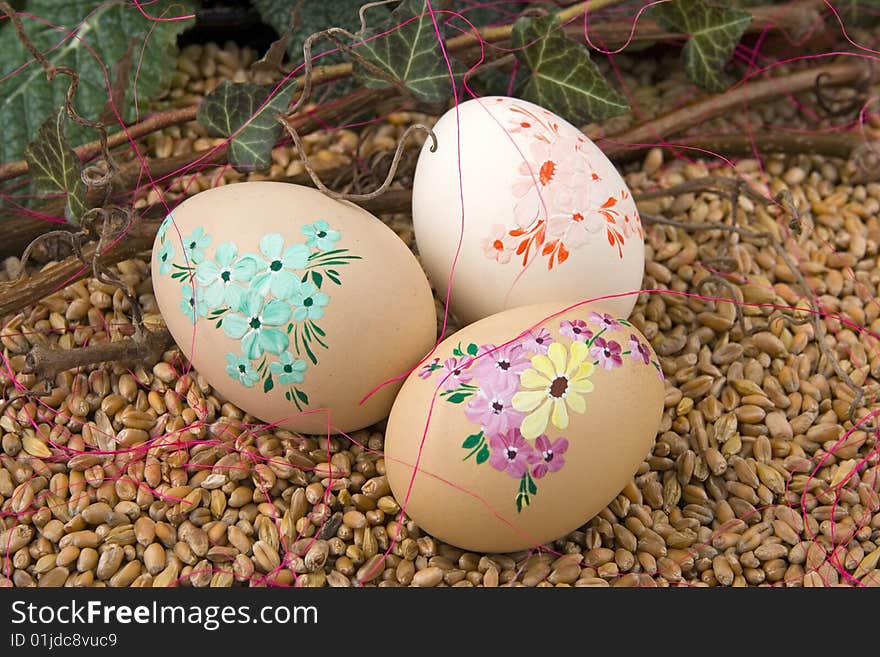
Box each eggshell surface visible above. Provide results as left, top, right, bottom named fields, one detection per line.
left=152, top=182, right=436, bottom=435
left=385, top=302, right=663, bottom=553
left=412, top=96, right=644, bottom=325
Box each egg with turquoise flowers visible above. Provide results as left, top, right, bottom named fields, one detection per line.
left=384, top=302, right=664, bottom=553
left=151, top=182, right=437, bottom=435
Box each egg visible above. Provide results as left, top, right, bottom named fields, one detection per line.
left=412, top=96, right=645, bottom=325
left=151, top=182, right=436, bottom=435
left=384, top=302, right=663, bottom=552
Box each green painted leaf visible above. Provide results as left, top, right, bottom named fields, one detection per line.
left=310, top=323, right=326, bottom=337
left=653, top=0, right=751, bottom=92
left=284, top=390, right=292, bottom=401
left=263, top=374, right=274, bottom=393
left=311, top=271, right=323, bottom=288
left=0, top=0, right=193, bottom=162
left=452, top=343, right=464, bottom=357
left=526, top=473, right=537, bottom=495
left=466, top=343, right=479, bottom=357
left=22, top=106, right=86, bottom=225
left=511, top=14, right=629, bottom=125
left=462, top=432, right=482, bottom=449
left=475, top=444, right=490, bottom=465
left=444, top=392, right=471, bottom=404
left=196, top=80, right=296, bottom=172
left=303, top=338, right=318, bottom=365
left=352, top=0, right=451, bottom=103
left=295, top=388, right=309, bottom=404
left=515, top=492, right=525, bottom=513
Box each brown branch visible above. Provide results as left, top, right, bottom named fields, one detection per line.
left=600, top=59, right=871, bottom=160
left=23, top=328, right=173, bottom=380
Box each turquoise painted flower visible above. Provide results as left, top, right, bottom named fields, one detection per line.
left=248, top=233, right=310, bottom=299
left=183, top=226, right=212, bottom=265
left=225, top=353, right=260, bottom=387
left=180, top=283, right=210, bottom=323
left=157, top=240, right=175, bottom=275
left=195, top=241, right=258, bottom=309
left=289, top=281, right=329, bottom=321
left=301, top=220, right=340, bottom=251
left=269, top=352, right=307, bottom=385
left=222, top=291, right=291, bottom=359
left=157, top=213, right=174, bottom=242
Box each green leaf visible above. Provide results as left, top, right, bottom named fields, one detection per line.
left=325, top=269, right=341, bottom=285
left=443, top=392, right=471, bottom=404
left=526, top=473, right=537, bottom=495
left=515, top=492, right=525, bottom=513
left=475, top=444, right=490, bottom=465
left=452, top=343, right=464, bottom=357
left=295, top=388, right=309, bottom=404
left=284, top=390, right=292, bottom=401
left=466, top=343, right=479, bottom=357
left=197, top=80, right=296, bottom=172
left=0, top=0, right=193, bottom=162
left=302, top=338, right=318, bottom=365
left=22, top=106, right=86, bottom=225
left=653, top=0, right=751, bottom=92
left=263, top=375, right=274, bottom=393
left=252, top=0, right=389, bottom=63
left=352, top=0, right=451, bottom=103
left=511, top=14, right=629, bottom=125
left=311, top=271, right=323, bottom=288
left=461, top=432, right=482, bottom=450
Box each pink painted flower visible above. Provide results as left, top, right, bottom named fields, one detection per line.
left=511, top=139, right=585, bottom=228
left=438, top=356, right=473, bottom=391
left=590, top=337, right=622, bottom=370
left=547, top=184, right=605, bottom=247
left=520, top=327, right=554, bottom=355
left=588, top=311, right=621, bottom=331
left=418, top=357, right=441, bottom=379
left=488, top=429, right=538, bottom=478
left=531, top=435, right=569, bottom=479
left=465, top=381, right=526, bottom=437
left=481, top=224, right=515, bottom=264
left=559, top=319, right=593, bottom=343
left=628, top=334, right=651, bottom=365
left=472, top=342, right=530, bottom=389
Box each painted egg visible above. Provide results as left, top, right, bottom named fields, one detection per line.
left=412, top=96, right=644, bottom=325
left=384, top=302, right=663, bottom=552
left=151, top=182, right=436, bottom=435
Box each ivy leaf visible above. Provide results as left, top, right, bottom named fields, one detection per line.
left=653, top=0, right=751, bottom=92
left=197, top=80, right=296, bottom=172
left=462, top=432, right=482, bottom=450
left=512, top=14, right=629, bottom=125
left=23, top=107, right=86, bottom=225
left=352, top=0, right=452, bottom=103
left=475, top=444, right=490, bottom=465
left=253, top=0, right=389, bottom=62
left=0, top=0, right=193, bottom=162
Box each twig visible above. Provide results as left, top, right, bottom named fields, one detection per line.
left=601, top=60, right=871, bottom=160
left=23, top=328, right=173, bottom=380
